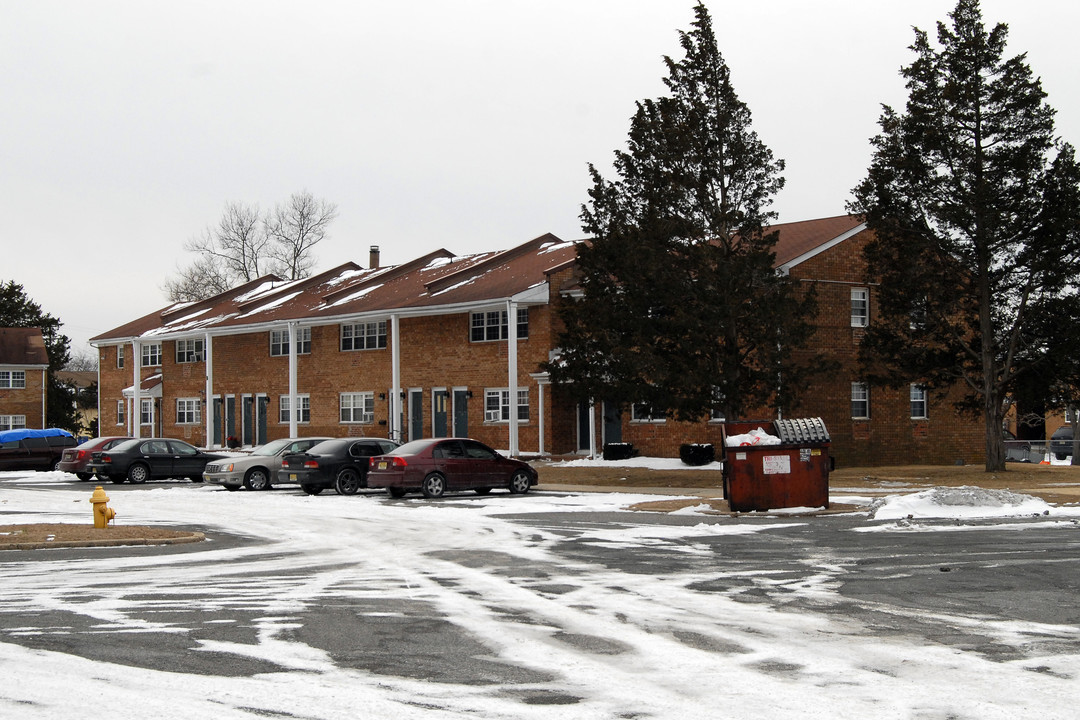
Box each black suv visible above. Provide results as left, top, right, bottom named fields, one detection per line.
left=0, top=429, right=77, bottom=472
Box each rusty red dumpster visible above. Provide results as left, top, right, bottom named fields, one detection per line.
left=721, top=418, right=831, bottom=512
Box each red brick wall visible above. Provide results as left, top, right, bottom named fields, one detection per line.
left=99, top=308, right=558, bottom=452
left=0, top=367, right=46, bottom=428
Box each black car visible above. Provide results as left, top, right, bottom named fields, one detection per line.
left=1050, top=425, right=1073, bottom=460
left=277, top=438, right=399, bottom=495
left=86, top=438, right=227, bottom=484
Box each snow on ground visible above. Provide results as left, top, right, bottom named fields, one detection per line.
left=548, top=456, right=723, bottom=471
left=0, top=471, right=1078, bottom=719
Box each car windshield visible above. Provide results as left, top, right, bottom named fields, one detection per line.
left=253, top=438, right=295, bottom=456
left=386, top=439, right=437, bottom=456
left=305, top=439, right=348, bottom=454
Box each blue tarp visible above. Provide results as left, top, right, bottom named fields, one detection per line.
left=0, top=428, right=74, bottom=443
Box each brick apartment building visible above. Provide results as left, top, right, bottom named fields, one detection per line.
left=0, top=327, right=50, bottom=431
left=90, top=216, right=985, bottom=467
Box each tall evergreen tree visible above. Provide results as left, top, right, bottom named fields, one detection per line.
left=549, top=3, right=816, bottom=421
left=0, top=280, right=79, bottom=432
left=849, top=0, right=1080, bottom=471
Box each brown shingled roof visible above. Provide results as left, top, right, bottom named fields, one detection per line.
left=0, top=328, right=49, bottom=366
left=88, top=219, right=860, bottom=344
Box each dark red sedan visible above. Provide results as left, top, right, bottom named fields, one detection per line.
left=57, top=436, right=133, bottom=480
left=367, top=438, right=538, bottom=498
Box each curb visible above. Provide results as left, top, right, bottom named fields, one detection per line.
left=0, top=531, right=206, bottom=551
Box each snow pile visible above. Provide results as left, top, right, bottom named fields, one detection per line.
left=870, top=486, right=1054, bottom=520
left=724, top=427, right=781, bottom=447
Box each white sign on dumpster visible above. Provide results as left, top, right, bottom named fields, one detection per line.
left=762, top=455, right=790, bottom=474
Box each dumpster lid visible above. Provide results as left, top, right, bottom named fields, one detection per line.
left=772, top=418, right=829, bottom=444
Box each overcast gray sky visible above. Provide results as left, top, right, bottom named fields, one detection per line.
left=3, top=0, right=1077, bottom=356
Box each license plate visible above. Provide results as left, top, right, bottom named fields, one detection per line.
left=289, top=474, right=297, bottom=481
left=378, top=461, right=387, bottom=470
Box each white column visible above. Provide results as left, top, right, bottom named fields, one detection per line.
left=391, top=314, right=401, bottom=442
left=588, top=398, right=597, bottom=458
left=132, top=339, right=142, bottom=438
left=506, top=300, right=519, bottom=457
left=204, top=332, right=214, bottom=448
left=535, top=376, right=547, bottom=456
left=288, top=322, right=298, bottom=438
left=41, top=369, right=46, bottom=429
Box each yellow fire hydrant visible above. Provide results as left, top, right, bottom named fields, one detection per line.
left=89, top=486, right=116, bottom=529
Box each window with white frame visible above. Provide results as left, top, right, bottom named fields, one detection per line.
left=851, top=288, right=869, bottom=327
left=0, top=370, right=26, bottom=389
left=484, top=388, right=529, bottom=422
left=117, top=345, right=125, bottom=368
left=851, top=382, right=870, bottom=419
left=117, top=400, right=125, bottom=425
left=270, top=327, right=311, bottom=356
left=279, top=394, right=311, bottom=423
left=176, top=398, right=201, bottom=424
left=175, top=339, right=204, bottom=363
left=709, top=388, right=726, bottom=422
left=140, top=398, right=154, bottom=427
left=631, top=403, right=665, bottom=423
left=470, top=308, right=529, bottom=342
left=142, top=342, right=162, bottom=366
left=340, top=392, right=375, bottom=423
left=340, top=321, right=387, bottom=351
left=910, top=384, right=928, bottom=419
left=0, top=415, right=26, bottom=431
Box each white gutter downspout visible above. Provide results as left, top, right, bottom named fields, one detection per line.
left=41, top=368, right=46, bottom=428
left=391, top=314, right=401, bottom=443
left=506, top=300, right=519, bottom=457
left=288, top=322, right=298, bottom=438
left=132, top=339, right=142, bottom=438
left=204, top=332, right=213, bottom=448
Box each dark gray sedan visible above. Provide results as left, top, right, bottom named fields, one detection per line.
left=87, top=438, right=226, bottom=484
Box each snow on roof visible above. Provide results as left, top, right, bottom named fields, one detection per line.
left=231, top=280, right=284, bottom=303
left=324, top=283, right=384, bottom=308
left=235, top=291, right=304, bottom=319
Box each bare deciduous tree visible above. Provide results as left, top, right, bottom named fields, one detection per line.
left=163, top=192, right=338, bottom=302
left=265, top=191, right=339, bottom=281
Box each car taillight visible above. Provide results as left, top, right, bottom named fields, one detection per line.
left=76, top=450, right=88, bottom=460
left=303, top=460, right=319, bottom=469
left=100, top=454, right=111, bottom=463
left=371, top=456, right=407, bottom=468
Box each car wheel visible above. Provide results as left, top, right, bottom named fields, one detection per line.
left=387, top=487, right=407, bottom=498
left=474, top=487, right=492, bottom=495
left=421, top=472, right=446, bottom=498
left=301, top=484, right=324, bottom=495
left=243, top=467, right=271, bottom=491
left=335, top=468, right=362, bottom=495
left=509, top=470, right=532, bottom=494
left=127, top=463, right=149, bottom=484
left=51, top=459, right=62, bottom=471
left=76, top=472, right=93, bottom=481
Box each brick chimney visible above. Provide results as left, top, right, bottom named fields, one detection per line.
left=369, top=245, right=380, bottom=269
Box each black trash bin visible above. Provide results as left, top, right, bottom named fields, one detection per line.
left=680, top=443, right=716, bottom=466
left=603, top=442, right=635, bottom=461
left=721, top=419, right=831, bottom=512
